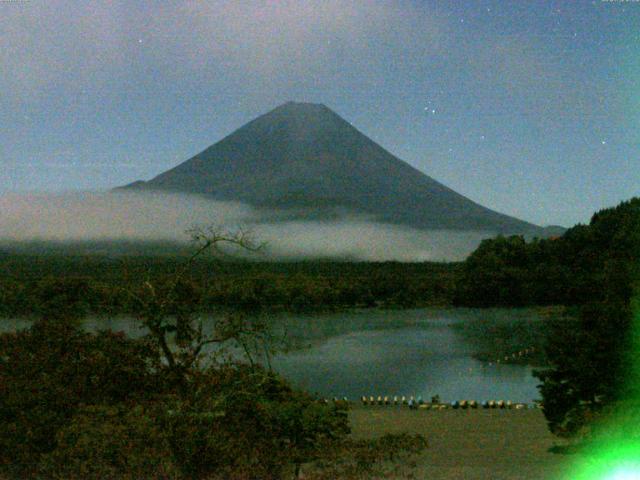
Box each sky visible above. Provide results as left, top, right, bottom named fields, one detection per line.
left=1, top=0, right=638, bottom=228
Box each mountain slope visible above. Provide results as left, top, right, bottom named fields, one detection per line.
left=120, top=101, right=541, bottom=233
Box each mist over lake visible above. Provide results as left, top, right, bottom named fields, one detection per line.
left=0, top=191, right=495, bottom=261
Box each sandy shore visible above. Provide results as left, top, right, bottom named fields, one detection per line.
left=349, top=406, right=578, bottom=480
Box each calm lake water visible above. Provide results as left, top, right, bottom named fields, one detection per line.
left=2, top=308, right=541, bottom=403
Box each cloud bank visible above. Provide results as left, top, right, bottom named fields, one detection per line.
left=0, top=192, right=494, bottom=262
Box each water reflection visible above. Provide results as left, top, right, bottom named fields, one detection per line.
left=1, top=308, right=542, bottom=402
left=270, top=319, right=540, bottom=403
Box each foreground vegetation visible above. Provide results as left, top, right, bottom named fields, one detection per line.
left=0, top=314, right=428, bottom=479
left=0, top=233, right=428, bottom=479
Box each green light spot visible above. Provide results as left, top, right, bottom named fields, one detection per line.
left=603, top=466, right=640, bottom=480
left=566, top=285, right=640, bottom=479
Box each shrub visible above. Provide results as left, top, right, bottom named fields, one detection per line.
left=39, top=403, right=177, bottom=480
left=0, top=316, right=161, bottom=476
left=161, top=364, right=350, bottom=479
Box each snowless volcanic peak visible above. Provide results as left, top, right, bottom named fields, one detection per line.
left=120, top=101, right=540, bottom=234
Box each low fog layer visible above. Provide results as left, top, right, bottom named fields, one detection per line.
left=0, top=192, right=495, bottom=261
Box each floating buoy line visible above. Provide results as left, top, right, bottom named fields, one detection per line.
left=314, top=346, right=544, bottom=410
left=318, top=396, right=542, bottom=410
left=487, top=346, right=537, bottom=366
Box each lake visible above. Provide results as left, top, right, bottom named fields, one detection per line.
left=1, top=308, right=542, bottom=403
left=269, top=309, right=541, bottom=403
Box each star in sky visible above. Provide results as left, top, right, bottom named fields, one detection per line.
left=423, top=102, right=437, bottom=115
left=2, top=0, right=637, bottom=228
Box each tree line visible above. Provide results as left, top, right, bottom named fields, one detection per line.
left=0, top=258, right=459, bottom=318
left=457, top=198, right=640, bottom=440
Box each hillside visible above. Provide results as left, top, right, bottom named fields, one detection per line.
left=120, top=102, right=542, bottom=234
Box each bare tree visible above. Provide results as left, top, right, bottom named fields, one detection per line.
left=129, top=226, right=266, bottom=390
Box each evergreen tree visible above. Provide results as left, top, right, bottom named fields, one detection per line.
left=535, top=198, right=640, bottom=437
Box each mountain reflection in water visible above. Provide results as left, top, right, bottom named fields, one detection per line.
left=1, top=308, right=541, bottom=403
left=269, top=309, right=540, bottom=402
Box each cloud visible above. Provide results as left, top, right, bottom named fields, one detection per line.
left=0, top=1, right=129, bottom=103
left=0, top=191, right=492, bottom=261
left=0, top=192, right=254, bottom=241
left=257, top=220, right=490, bottom=262
left=0, top=0, right=446, bottom=105
left=146, top=1, right=444, bottom=77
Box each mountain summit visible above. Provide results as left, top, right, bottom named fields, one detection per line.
left=120, top=101, right=540, bottom=233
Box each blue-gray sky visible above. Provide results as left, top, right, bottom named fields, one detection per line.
left=1, top=0, right=638, bottom=227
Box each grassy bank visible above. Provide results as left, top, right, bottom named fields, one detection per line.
left=348, top=406, right=575, bottom=479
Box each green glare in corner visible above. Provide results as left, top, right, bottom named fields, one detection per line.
left=570, top=443, right=640, bottom=480
left=567, top=290, right=640, bottom=480
left=604, top=467, right=640, bottom=480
